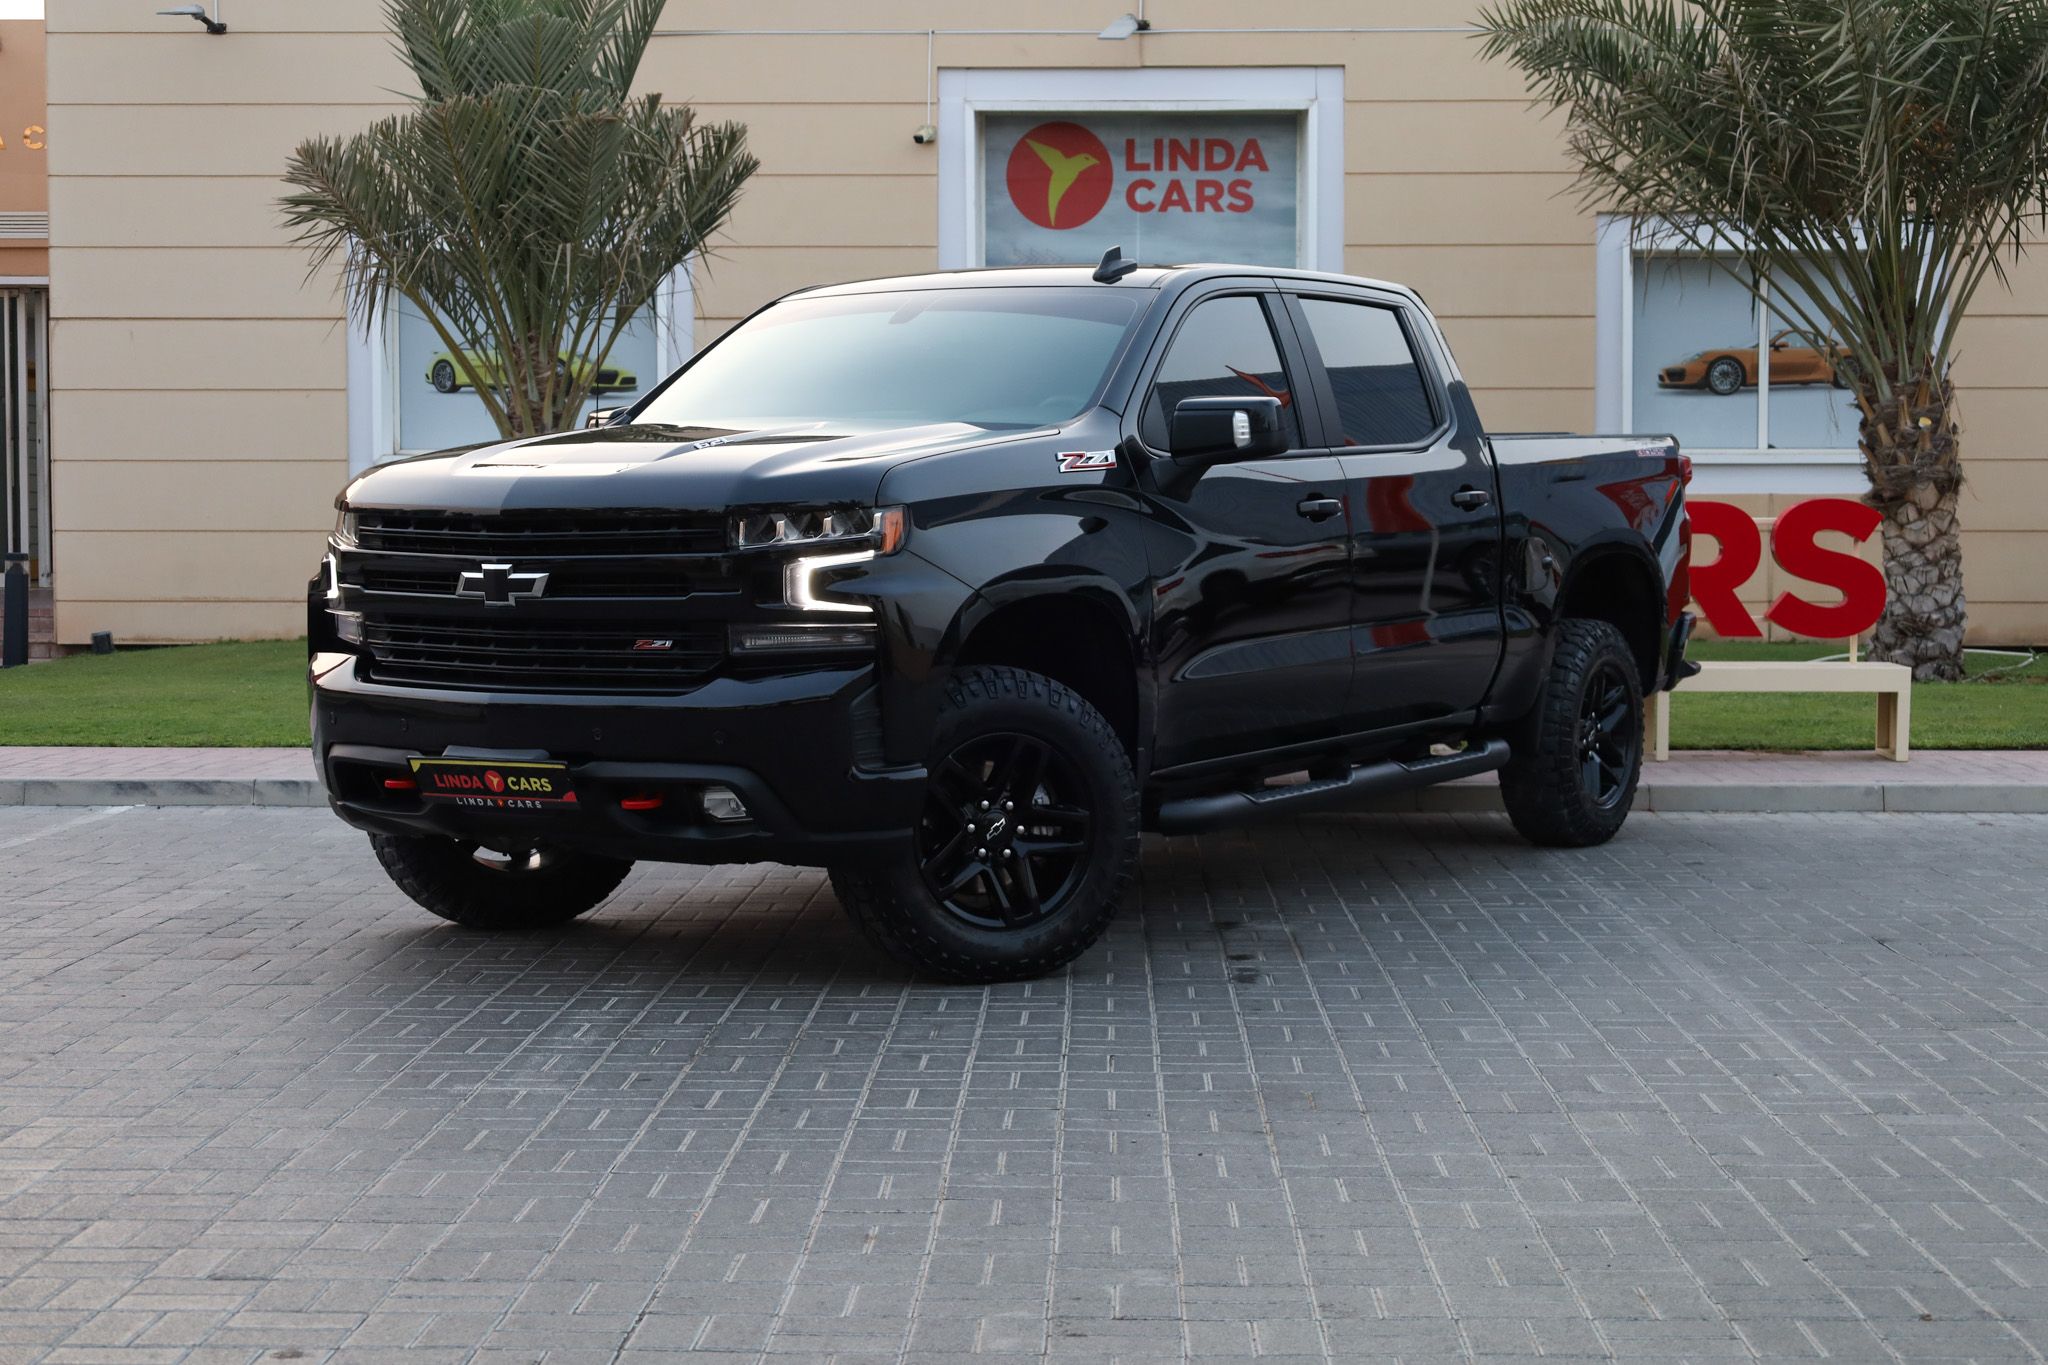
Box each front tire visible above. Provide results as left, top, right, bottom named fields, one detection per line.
left=371, top=833, right=632, bottom=929
left=1498, top=619, right=1644, bottom=848
left=1705, top=356, right=1745, bottom=395
left=829, top=666, right=1141, bottom=983
left=431, top=359, right=459, bottom=393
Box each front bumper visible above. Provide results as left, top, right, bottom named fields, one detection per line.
left=312, top=655, right=924, bottom=867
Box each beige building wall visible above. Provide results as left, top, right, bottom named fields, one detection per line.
left=42, top=0, right=2048, bottom=644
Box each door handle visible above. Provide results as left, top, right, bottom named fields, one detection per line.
left=1296, top=496, right=1344, bottom=522
left=1451, top=487, right=1493, bottom=511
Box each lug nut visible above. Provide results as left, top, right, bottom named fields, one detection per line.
left=980, top=800, right=990, bottom=810
left=976, top=847, right=987, bottom=858
left=1002, top=848, right=1014, bottom=859
left=1004, top=800, right=1014, bottom=811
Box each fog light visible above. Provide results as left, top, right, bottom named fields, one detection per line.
left=730, top=623, right=875, bottom=654
left=700, top=784, right=749, bottom=823
left=331, top=610, right=364, bottom=644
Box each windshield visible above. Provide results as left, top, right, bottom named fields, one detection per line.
left=633, top=286, right=1144, bottom=431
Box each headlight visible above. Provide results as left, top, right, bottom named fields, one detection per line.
left=753, top=506, right=909, bottom=615
left=332, top=507, right=359, bottom=548
left=732, top=505, right=906, bottom=552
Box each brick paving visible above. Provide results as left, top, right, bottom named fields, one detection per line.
left=2, top=805, right=2047, bottom=1362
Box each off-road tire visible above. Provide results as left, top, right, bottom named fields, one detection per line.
left=1705, top=356, right=1745, bottom=396
left=1499, top=618, right=1643, bottom=848
left=370, top=833, right=632, bottom=930
left=828, top=666, right=1141, bottom=983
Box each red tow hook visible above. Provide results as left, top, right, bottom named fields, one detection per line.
left=619, top=793, right=663, bottom=812
left=383, top=777, right=417, bottom=791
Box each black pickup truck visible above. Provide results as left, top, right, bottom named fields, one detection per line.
left=312, top=258, right=1695, bottom=981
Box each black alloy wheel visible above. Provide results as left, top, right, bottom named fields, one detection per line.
left=827, top=665, right=1140, bottom=982
left=917, top=731, right=1093, bottom=930
left=1576, top=658, right=1638, bottom=810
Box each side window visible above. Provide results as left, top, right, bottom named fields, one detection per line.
left=1296, top=298, right=1438, bottom=448
left=1141, top=294, right=1301, bottom=450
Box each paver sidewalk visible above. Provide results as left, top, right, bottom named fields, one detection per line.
left=3, top=744, right=2045, bottom=811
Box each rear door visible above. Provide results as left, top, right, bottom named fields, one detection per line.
left=1281, top=288, right=1504, bottom=730
left=1134, top=286, right=1355, bottom=769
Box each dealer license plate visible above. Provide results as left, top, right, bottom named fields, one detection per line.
left=408, top=756, right=576, bottom=811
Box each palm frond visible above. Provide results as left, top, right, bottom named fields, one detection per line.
left=284, top=0, right=756, bottom=437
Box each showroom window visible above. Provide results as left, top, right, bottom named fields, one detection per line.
left=1595, top=218, right=1864, bottom=492
left=982, top=111, right=1303, bottom=269
left=348, top=267, right=692, bottom=474
left=938, top=67, right=1345, bottom=274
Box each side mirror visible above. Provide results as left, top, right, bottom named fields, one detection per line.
left=1167, top=395, right=1288, bottom=464
left=585, top=407, right=628, bottom=430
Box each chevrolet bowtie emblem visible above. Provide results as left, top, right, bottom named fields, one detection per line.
left=456, top=562, right=550, bottom=607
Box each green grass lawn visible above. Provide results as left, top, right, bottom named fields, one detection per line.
left=0, top=636, right=2042, bottom=749
left=0, top=640, right=308, bottom=747
left=1672, top=639, right=2048, bottom=750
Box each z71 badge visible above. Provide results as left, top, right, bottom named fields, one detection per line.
left=1056, top=450, right=1118, bottom=473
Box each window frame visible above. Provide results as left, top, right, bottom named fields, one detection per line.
left=1279, top=288, right=1451, bottom=455
left=1132, top=284, right=1319, bottom=461
left=1595, top=215, right=1862, bottom=495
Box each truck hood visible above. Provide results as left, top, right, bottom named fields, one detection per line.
left=341, top=420, right=1023, bottom=514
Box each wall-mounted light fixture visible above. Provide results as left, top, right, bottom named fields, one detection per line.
left=157, top=4, right=228, bottom=34
left=1098, top=12, right=1151, bottom=40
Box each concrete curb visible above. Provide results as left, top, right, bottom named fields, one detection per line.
left=3, top=776, right=2044, bottom=814
left=0, top=778, right=328, bottom=808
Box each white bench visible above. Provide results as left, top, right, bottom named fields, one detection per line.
left=1646, top=659, right=1913, bottom=762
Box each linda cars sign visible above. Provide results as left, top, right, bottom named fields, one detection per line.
left=982, top=113, right=1300, bottom=267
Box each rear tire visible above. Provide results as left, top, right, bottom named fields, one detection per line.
left=1499, top=618, right=1643, bottom=848
left=371, top=833, right=632, bottom=929
left=828, top=665, right=1141, bottom=983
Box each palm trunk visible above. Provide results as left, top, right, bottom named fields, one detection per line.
left=1861, top=377, right=1966, bottom=682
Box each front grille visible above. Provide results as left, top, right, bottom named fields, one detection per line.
left=348, top=559, right=732, bottom=601
left=353, top=508, right=726, bottom=557
left=360, top=614, right=725, bottom=694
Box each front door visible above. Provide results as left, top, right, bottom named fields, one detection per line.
left=1283, top=290, right=1504, bottom=731
left=1136, top=289, right=1354, bottom=769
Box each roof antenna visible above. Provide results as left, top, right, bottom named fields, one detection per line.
left=1093, top=245, right=1138, bottom=283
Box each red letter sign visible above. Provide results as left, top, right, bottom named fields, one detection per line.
left=1763, top=498, right=1886, bottom=638
left=1687, top=500, right=1765, bottom=637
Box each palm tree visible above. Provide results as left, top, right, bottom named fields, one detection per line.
left=280, top=0, right=757, bottom=440
left=1478, top=0, right=2048, bottom=680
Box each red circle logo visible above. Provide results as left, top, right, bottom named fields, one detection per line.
left=484, top=770, right=506, bottom=793
left=1005, top=121, right=1113, bottom=230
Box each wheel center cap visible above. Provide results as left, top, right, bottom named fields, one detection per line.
left=985, top=813, right=1010, bottom=845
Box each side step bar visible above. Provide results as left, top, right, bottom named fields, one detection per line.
left=1153, top=738, right=1512, bottom=836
